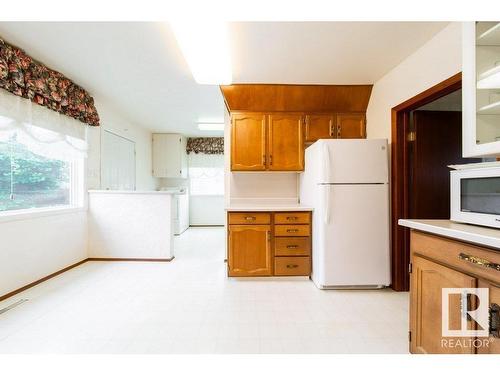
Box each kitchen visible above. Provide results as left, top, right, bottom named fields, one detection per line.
left=0, top=16, right=499, bottom=366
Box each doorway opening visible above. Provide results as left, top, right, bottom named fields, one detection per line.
left=390, top=73, right=481, bottom=291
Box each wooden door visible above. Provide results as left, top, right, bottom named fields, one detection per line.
left=228, top=225, right=272, bottom=276
left=268, top=114, right=304, bottom=171
left=231, top=113, right=267, bottom=171
left=305, top=114, right=335, bottom=142
left=410, top=111, right=480, bottom=219
left=336, top=113, right=366, bottom=139
left=410, top=255, right=477, bottom=354
left=477, top=280, right=500, bottom=354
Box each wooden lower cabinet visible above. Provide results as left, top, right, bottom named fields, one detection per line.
left=410, top=255, right=476, bottom=354
left=274, top=256, right=310, bottom=276
left=477, top=280, right=500, bottom=354
left=409, top=231, right=500, bottom=354
left=227, top=211, right=312, bottom=277
left=228, top=224, right=272, bottom=276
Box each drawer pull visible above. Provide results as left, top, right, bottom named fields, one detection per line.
left=490, top=303, right=500, bottom=338
left=286, top=245, right=299, bottom=249
left=286, top=264, right=299, bottom=269
left=286, top=216, right=298, bottom=221
left=244, top=216, right=256, bottom=221
left=286, top=229, right=299, bottom=233
left=458, top=253, right=500, bottom=272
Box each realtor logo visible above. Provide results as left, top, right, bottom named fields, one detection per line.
left=442, top=288, right=489, bottom=337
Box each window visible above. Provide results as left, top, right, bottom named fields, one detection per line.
left=188, top=153, right=224, bottom=196
left=0, top=127, right=84, bottom=213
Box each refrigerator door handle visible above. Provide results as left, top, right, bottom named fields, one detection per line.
left=323, top=143, right=331, bottom=183
left=324, top=185, right=331, bottom=225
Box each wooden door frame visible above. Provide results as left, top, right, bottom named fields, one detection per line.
left=391, top=72, right=462, bottom=291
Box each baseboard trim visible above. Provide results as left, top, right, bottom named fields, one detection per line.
left=0, top=256, right=175, bottom=302
left=0, top=258, right=88, bottom=302
left=87, top=257, right=175, bottom=262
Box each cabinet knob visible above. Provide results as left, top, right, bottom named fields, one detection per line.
left=244, top=216, right=256, bottom=221
left=286, top=264, right=299, bottom=269
left=286, top=245, right=299, bottom=249
left=286, top=229, right=299, bottom=233
left=286, top=216, right=298, bottom=221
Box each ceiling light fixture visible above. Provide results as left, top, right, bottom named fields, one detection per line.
left=170, top=21, right=232, bottom=85
left=198, top=123, right=225, bottom=131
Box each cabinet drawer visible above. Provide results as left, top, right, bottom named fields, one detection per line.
left=274, top=256, right=310, bottom=276
left=274, top=212, right=310, bottom=224
left=274, top=224, right=310, bottom=237
left=275, top=237, right=311, bottom=256
left=411, top=231, right=500, bottom=284
left=228, top=212, right=271, bottom=225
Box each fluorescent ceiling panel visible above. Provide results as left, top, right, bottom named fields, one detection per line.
left=171, top=21, right=232, bottom=85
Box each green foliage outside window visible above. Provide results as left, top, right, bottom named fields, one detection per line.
left=0, top=134, right=70, bottom=211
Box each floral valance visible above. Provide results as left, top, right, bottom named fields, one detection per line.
left=0, top=37, right=99, bottom=126
left=186, top=137, right=224, bottom=155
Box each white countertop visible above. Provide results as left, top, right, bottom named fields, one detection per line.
left=88, top=190, right=176, bottom=195
left=226, top=205, right=314, bottom=212
left=398, top=219, right=500, bottom=250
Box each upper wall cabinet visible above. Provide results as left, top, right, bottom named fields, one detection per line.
left=337, top=113, right=366, bottom=139
left=463, top=22, right=500, bottom=157
left=268, top=114, right=304, bottom=171
left=231, top=113, right=304, bottom=172
left=152, top=133, right=188, bottom=178
left=305, top=113, right=366, bottom=142
left=231, top=113, right=267, bottom=171
left=305, top=114, right=336, bottom=142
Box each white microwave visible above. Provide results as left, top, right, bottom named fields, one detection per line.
left=450, top=165, right=500, bottom=228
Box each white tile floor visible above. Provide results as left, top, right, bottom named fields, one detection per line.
left=0, top=227, right=409, bottom=354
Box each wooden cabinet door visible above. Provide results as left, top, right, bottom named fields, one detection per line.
left=477, top=280, right=500, bottom=354
left=228, top=225, right=272, bottom=276
left=336, top=113, right=366, bottom=139
left=410, top=255, right=477, bottom=354
left=305, top=114, right=335, bottom=142
left=268, top=114, right=304, bottom=171
left=231, top=113, right=267, bottom=171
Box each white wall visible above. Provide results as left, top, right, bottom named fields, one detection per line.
left=190, top=195, right=225, bottom=225
left=0, top=211, right=87, bottom=297
left=88, top=192, right=174, bottom=259
left=1, top=97, right=158, bottom=298
left=366, top=23, right=462, bottom=141
left=88, top=96, right=157, bottom=191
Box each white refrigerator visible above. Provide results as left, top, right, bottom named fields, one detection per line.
left=299, top=139, right=390, bottom=289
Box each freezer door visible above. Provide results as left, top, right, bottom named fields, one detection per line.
left=317, top=183, right=390, bottom=287
left=319, top=139, right=389, bottom=184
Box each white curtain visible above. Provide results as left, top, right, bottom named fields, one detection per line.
left=188, top=153, right=224, bottom=195
left=0, top=89, right=88, bottom=160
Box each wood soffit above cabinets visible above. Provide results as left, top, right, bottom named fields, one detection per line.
left=220, top=84, right=373, bottom=113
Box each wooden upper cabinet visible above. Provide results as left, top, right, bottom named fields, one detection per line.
left=231, top=113, right=267, bottom=171
left=228, top=224, right=272, bottom=276
left=305, top=114, right=335, bottom=142
left=410, top=255, right=477, bottom=354
left=268, top=114, right=304, bottom=171
left=337, top=113, right=366, bottom=139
